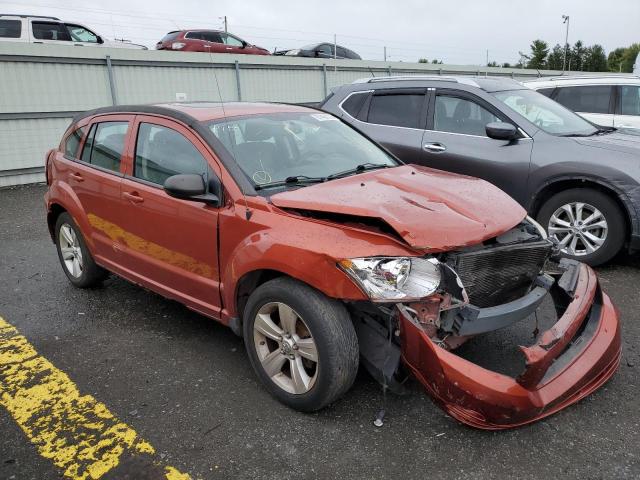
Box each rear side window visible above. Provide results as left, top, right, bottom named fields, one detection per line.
left=341, top=92, right=369, bottom=118
left=64, top=128, right=84, bottom=158
left=537, top=87, right=555, bottom=98
left=0, top=19, right=21, bottom=38
left=134, top=123, right=207, bottom=186
left=367, top=94, right=424, bottom=128
left=555, top=85, right=612, bottom=114
left=32, top=21, right=72, bottom=41
left=81, top=122, right=128, bottom=173
left=620, top=86, right=640, bottom=116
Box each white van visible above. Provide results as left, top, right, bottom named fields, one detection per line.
left=0, top=14, right=146, bottom=49
left=524, top=75, right=640, bottom=129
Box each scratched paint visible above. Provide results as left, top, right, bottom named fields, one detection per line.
left=0, top=317, right=192, bottom=480
left=87, top=213, right=213, bottom=278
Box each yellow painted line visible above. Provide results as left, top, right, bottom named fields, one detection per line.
left=0, top=316, right=193, bottom=480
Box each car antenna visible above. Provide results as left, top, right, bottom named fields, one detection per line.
left=206, top=46, right=253, bottom=220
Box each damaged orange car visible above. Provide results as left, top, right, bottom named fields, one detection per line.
left=45, top=102, right=621, bottom=429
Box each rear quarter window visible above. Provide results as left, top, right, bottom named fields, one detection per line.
left=63, top=128, right=84, bottom=159
left=341, top=92, right=369, bottom=118
left=0, top=19, right=21, bottom=38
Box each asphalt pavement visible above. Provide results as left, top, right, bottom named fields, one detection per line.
left=1, top=184, right=639, bottom=480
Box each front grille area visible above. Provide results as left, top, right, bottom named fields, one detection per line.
left=447, top=241, right=553, bottom=308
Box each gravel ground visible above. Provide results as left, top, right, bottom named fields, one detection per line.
left=1, top=184, right=638, bottom=480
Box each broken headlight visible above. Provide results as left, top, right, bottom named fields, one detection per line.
left=338, top=257, right=441, bottom=302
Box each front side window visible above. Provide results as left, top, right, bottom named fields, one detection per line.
left=222, top=34, right=244, bottom=47
left=368, top=94, right=424, bottom=128
left=32, top=21, right=71, bottom=41
left=434, top=95, right=502, bottom=136
left=0, top=19, right=21, bottom=38
left=208, top=112, right=397, bottom=190
left=554, top=85, right=612, bottom=114
left=202, top=32, right=223, bottom=43
left=316, top=44, right=333, bottom=56
left=620, top=85, right=640, bottom=116
left=66, top=24, right=98, bottom=43
left=492, top=89, right=598, bottom=136
left=134, top=123, right=207, bottom=185
left=80, top=122, right=128, bottom=172
left=64, top=128, right=84, bottom=158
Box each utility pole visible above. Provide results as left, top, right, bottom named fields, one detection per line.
left=384, top=46, right=387, bottom=62
left=486, top=49, right=489, bottom=66
left=562, top=15, right=570, bottom=73
left=334, top=34, right=337, bottom=60
left=224, top=16, right=228, bottom=32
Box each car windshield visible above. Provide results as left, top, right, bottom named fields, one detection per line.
left=207, top=112, right=398, bottom=190
left=492, top=88, right=598, bottom=136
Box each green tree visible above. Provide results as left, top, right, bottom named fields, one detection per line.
left=487, top=61, right=498, bottom=67
left=546, top=44, right=565, bottom=70
left=608, top=47, right=627, bottom=72
left=527, top=39, right=549, bottom=69
left=502, top=62, right=512, bottom=68
left=568, top=40, right=586, bottom=71
left=583, top=44, right=608, bottom=72
left=431, top=59, right=443, bottom=64
left=620, top=43, right=640, bottom=73
left=418, top=58, right=428, bottom=63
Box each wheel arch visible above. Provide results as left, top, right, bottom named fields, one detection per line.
left=530, top=176, right=636, bottom=243
left=47, top=203, right=67, bottom=242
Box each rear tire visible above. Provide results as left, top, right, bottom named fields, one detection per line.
left=55, top=212, right=108, bottom=288
left=242, top=277, right=359, bottom=412
left=537, top=188, right=625, bottom=266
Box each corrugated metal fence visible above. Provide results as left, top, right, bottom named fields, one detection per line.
left=0, top=43, right=563, bottom=187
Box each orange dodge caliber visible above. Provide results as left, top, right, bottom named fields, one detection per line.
left=44, top=102, right=621, bottom=429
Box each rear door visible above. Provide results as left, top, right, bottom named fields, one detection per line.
left=341, top=88, right=428, bottom=164
left=553, top=85, right=615, bottom=127
left=62, top=115, right=132, bottom=263
left=117, top=115, right=223, bottom=318
left=420, top=89, right=533, bottom=204
left=614, top=85, right=640, bottom=129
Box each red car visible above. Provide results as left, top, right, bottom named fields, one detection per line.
left=44, top=102, right=621, bottom=429
left=155, top=30, right=270, bottom=55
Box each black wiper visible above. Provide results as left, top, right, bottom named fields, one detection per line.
left=561, top=127, right=614, bottom=138
left=254, top=175, right=325, bottom=191
left=326, top=163, right=392, bottom=181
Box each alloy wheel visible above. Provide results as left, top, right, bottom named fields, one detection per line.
left=547, top=202, right=608, bottom=256
left=59, top=224, right=84, bottom=278
left=253, top=302, right=318, bottom=394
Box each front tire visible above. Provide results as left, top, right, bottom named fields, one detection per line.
left=537, top=188, right=625, bottom=266
left=242, top=277, right=359, bottom=412
left=55, top=212, right=108, bottom=288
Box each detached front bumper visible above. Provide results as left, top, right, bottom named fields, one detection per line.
left=399, top=262, right=621, bottom=430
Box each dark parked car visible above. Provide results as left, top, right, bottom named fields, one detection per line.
left=274, top=43, right=361, bottom=60
left=156, top=30, right=269, bottom=55
left=321, top=76, right=640, bottom=265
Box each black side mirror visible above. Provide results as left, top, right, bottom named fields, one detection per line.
left=241, top=41, right=248, bottom=48
left=164, top=174, right=219, bottom=206
left=486, top=122, right=518, bottom=140
left=96, top=35, right=104, bottom=44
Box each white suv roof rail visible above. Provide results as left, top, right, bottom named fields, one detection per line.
left=0, top=14, right=60, bottom=20
left=526, top=74, right=640, bottom=82
left=352, top=75, right=480, bottom=87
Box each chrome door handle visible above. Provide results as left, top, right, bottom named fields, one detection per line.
left=423, top=142, right=446, bottom=153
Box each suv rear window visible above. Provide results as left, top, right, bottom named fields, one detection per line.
left=32, top=21, right=71, bottom=41
left=367, top=94, right=424, bottom=128
left=554, top=85, right=612, bottom=114
left=0, top=19, right=21, bottom=38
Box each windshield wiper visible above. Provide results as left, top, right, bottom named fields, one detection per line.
left=254, top=175, right=325, bottom=191
left=326, top=163, right=392, bottom=181
left=561, top=127, right=614, bottom=138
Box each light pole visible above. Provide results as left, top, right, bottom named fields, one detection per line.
left=562, top=15, right=570, bottom=73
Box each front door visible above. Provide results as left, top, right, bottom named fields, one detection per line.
left=117, top=115, right=223, bottom=318
left=420, top=90, right=533, bottom=205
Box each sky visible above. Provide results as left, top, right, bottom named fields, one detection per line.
left=1, top=0, right=638, bottom=65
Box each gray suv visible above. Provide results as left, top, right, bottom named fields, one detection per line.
left=321, top=76, right=640, bottom=265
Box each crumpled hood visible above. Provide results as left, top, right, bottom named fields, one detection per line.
left=270, top=165, right=526, bottom=251
left=574, top=129, right=640, bottom=156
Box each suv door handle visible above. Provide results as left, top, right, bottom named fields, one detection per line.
left=423, top=143, right=447, bottom=153
left=123, top=191, right=144, bottom=204
left=70, top=172, right=84, bottom=182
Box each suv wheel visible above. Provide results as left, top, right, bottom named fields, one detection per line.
left=537, top=188, right=625, bottom=266
left=55, top=212, right=108, bottom=288
left=242, top=277, right=359, bottom=412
